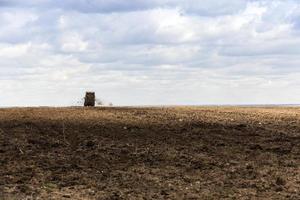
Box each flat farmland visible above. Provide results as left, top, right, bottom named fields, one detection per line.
left=0, top=107, right=299, bottom=199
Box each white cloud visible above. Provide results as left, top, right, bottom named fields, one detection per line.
left=0, top=43, right=31, bottom=58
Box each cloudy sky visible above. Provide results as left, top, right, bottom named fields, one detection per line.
left=0, top=0, right=299, bottom=106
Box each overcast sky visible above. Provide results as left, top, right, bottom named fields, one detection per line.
left=0, top=0, right=299, bottom=106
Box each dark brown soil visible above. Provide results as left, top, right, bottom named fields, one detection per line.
left=0, top=107, right=299, bottom=199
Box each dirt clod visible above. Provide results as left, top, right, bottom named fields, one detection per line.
left=276, top=177, right=286, bottom=186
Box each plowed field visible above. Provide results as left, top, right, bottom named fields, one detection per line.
left=0, top=107, right=299, bottom=199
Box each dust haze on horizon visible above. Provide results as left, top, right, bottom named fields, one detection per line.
left=0, top=0, right=300, bottom=107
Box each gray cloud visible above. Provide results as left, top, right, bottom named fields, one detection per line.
left=0, top=0, right=253, bottom=15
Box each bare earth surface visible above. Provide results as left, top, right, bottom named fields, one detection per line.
left=0, top=106, right=299, bottom=199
